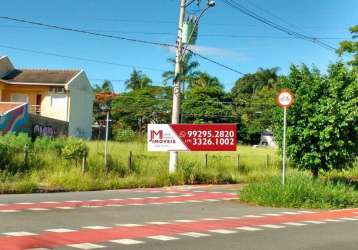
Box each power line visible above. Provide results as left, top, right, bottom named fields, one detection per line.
left=0, top=16, right=244, bottom=75
left=0, top=25, right=345, bottom=40
left=0, top=44, right=165, bottom=72
left=221, top=0, right=337, bottom=52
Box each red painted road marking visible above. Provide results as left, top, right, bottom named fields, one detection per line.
left=0, top=209, right=357, bottom=250
left=0, top=192, right=237, bottom=212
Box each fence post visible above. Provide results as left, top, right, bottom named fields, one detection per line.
left=237, top=154, right=240, bottom=171
left=205, top=153, right=208, bottom=168
left=128, top=151, right=132, bottom=172
left=82, top=156, right=86, bottom=173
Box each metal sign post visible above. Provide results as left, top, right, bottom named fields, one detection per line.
left=276, top=89, right=295, bottom=186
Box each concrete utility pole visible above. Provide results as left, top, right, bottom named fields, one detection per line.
left=169, top=0, right=186, bottom=173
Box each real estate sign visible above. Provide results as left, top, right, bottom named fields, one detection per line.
left=147, top=124, right=237, bottom=152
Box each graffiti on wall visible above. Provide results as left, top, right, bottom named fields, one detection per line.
left=33, top=124, right=56, bottom=138
left=0, top=103, right=28, bottom=134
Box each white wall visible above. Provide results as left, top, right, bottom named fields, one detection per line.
left=67, top=71, right=94, bottom=139
left=41, top=93, right=69, bottom=122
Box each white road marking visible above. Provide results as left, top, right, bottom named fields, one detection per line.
left=110, top=239, right=144, bottom=245
left=243, top=215, right=263, bottom=218
left=28, top=248, right=51, bottom=250
left=236, top=226, right=262, bottom=231
left=109, top=198, right=123, bottom=201
left=187, top=200, right=201, bottom=203
left=339, top=217, right=358, bottom=221
left=128, top=203, right=144, bottom=206
left=209, top=229, right=237, bottom=234
left=169, top=201, right=185, bottom=204
left=68, top=243, right=105, bottom=249
left=146, top=196, right=160, bottom=199
left=148, top=235, right=179, bottom=241
left=81, top=206, right=103, bottom=208
left=149, top=202, right=162, bottom=205
left=180, top=232, right=210, bottom=237
left=45, top=228, right=76, bottom=233
left=116, top=224, right=142, bottom=227
left=3, top=232, right=37, bottom=236
left=261, top=224, right=286, bottom=229
left=281, top=212, right=300, bottom=215
left=205, top=199, right=220, bottom=202
left=128, top=198, right=143, bottom=200
left=105, top=204, right=123, bottom=207
left=83, top=226, right=111, bottom=230
left=147, top=221, right=170, bottom=225
left=282, top=222, right=307, bottom=226
left=15, top=202, right=33, bottom=205
left=89, top=200, right=104, bottom=202
left=41, top=201, right=60, bottom=204
left=297, top=211, right=316, bottom=214
left=27, top=208, right=49, bottom=211
left=65, top=201, right=82, bottom=203
left=174, top=219, right=196, bottom=223
left=56, top=207, right=74, bottom=209
left=262, top=213, right=281, bottom=217
left=0, top=210, right=18, bottom=213
left=201, top=218, right=220, bottom=221
left=222, top=216, right=241, bottom=219
left=303, top=220, right=326, bottom=224
left=323, top=219, right=344, bottom=222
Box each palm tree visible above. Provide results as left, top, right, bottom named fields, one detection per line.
left=125, top=69, right=152, bottom=91
left=162, top=54, right=200, bottom=92
left=94, top=80, right=114, bottom=93
left=188, top=72, right=222, bottom=89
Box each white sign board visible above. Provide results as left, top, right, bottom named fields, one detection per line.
left=147, top=124, right=188, bottom=152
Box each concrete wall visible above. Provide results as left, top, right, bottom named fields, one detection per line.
left=67, top=71, right=94, bottom=139
left=26, top=114, right=68, bottom=138
left=0, top=103, right=28, bottom=134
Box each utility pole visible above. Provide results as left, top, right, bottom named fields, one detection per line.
left=169, top=0, right=186, bottom=173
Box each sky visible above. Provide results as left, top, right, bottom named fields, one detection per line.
left=0, top=0, right=357, bottom=92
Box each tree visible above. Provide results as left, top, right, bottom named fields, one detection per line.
left=111, top=86, right=172, bottom=132
left=125, top=69, right=152, bottom=91
left=337, top=25, right=358, bottom=66
left=273, top=63, right=358, bottom=177
left=162, top=54, right=200, bottom=91
left=231, top=68, right=279, bottom=144
left=94, top=80, right=114, bottom=93
left=182, top=74, right=236, bottom=124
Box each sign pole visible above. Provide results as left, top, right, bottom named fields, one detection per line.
left=282, top=106, right=287, bottom=185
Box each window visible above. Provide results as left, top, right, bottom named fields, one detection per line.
left=11, top=93, right=29, bottom=103
left=49, top=87, right=65, bottom=94
left=50, top=95, right=67, bottom=107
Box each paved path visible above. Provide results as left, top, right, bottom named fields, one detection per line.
left=1, top=185, right=357, bottom=250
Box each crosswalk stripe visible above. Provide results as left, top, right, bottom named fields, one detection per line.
left=282, top=222, right=307, bottom=226
left=180, top=232, right=210, bottom=237
left=110, top=239, right=144, bottom=245
left=236, top=226, right=262, bottom=231
left=209, top=229, right=237, bottom=234
left=148, top=235, right=179, bottom=241
left=261, top=224, right=286, bottom=229
left=68, top=243, right=106, bottom=249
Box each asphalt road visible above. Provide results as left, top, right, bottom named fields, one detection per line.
left=0, top=185, right=357, bottom=250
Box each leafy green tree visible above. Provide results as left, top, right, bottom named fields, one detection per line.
left=162, top=54, right=200, bottom=91
left=337, top=25, right=358, bottom=66
left=182, top=74, right=236, bottom=124
left=231, top=68, right=279, bottom=144
left=125, top=69, right=152, bottom=91
left=273, top=63, right=358, bottom=177
left=111, top=86, right=172, bottom=132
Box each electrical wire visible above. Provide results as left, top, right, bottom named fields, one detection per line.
left=0, top=16, right=244, bottom=75
left=221, top=0, right=337, bottom=52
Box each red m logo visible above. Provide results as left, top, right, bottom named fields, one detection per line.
left=150, top=130, right=163, bottom=141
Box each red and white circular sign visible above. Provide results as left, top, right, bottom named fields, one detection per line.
left=276, top=89, right=295, bottom=108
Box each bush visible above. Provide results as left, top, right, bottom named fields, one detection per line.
left=34, top=136, right=66, bottom=155
left=0, top=133, right=32, bottom=152
left=113, top=127, right=136, bottom=142
left=273, top=63, right=358, bottom=176
left=0, top=143, right=12, bottom=171
left=240, top=173, right=358, bottom=209
left=62, top=137, right=89, bottom=164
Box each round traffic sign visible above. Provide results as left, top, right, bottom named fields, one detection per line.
left=276, top=89, right=294, bottom=108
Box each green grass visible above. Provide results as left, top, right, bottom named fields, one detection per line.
left=0, top=141, right=280, bottom=193
left=240, top=172, right=358, bottom=209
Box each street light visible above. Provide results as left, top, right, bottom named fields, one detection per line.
left=100, top=103, right=111, bottom=171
